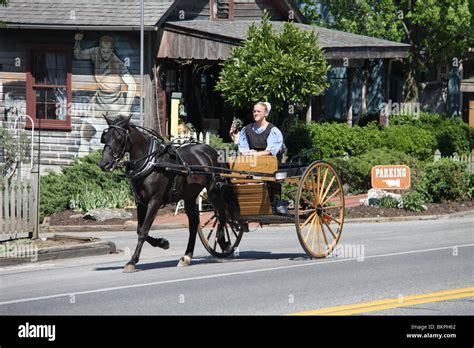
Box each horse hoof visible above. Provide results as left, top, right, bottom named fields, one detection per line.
left=158, top=238, right=170, bottom=250
left=177, top=255, right=191, bottom=267
left=123, top=264, right=136, bottom=273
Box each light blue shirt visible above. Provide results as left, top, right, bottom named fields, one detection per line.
left=238, top=123, right=283, bottom=156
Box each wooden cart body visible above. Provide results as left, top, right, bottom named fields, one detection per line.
left=195, top=154, right=346, bottom=259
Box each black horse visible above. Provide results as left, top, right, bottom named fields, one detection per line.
left=99, top=115, right=232, bottom=272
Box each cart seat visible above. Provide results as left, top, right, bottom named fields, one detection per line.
left=277, top=162, right=307, bottom=177
left=227, top=155, right=278, bottom=175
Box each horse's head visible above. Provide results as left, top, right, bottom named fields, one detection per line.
left=99, top=114, right=132, bottom=172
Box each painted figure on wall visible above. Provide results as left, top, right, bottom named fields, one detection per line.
left=73, top=33, right=137, bottom=153
left=74, top=33, right=137, bottom=117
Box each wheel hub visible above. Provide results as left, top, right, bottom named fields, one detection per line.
left=316, top=204, right=324, bottom=216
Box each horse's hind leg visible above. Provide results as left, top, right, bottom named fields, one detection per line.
left=124, top=199, right=162, bottom=273
left=177, top=199, right=199, bottom=267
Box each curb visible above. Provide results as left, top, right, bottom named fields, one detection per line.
left=0, top=238, right=117, bottom=267
left=41, top=210, right=474, bottom=233
left=43, top=223, right=188, bottom=233
left=345, top=209, right=474, bottom=224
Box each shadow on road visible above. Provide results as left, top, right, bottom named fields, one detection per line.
left=233, top=251, right=310, bottom=261
left=94, top=251, right=310, bottom=272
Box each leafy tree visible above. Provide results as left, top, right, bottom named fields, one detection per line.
left=215, top=12, right=330, bottom=124
left=0, top=0, right=8, bottom=27
left=298, top=0, right=473, bottom=102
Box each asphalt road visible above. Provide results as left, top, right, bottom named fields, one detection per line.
left=0, top=215, right=473, bottom=316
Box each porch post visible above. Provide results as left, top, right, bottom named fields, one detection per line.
left=306, top=96, right=312, bottom=123
left=347, top=67, right=353, bottom=127
left=139, top=0, right=144, bottom=126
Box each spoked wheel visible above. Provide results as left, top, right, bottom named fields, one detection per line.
left=295, top=160, right=345, bottom=258
left=198, top=210, right=245, bottom=258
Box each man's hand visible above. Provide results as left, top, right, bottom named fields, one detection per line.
left=74, top=32, right=84, bottom=41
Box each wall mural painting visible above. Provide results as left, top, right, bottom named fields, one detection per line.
left=73, top=33, right=138, bottom=154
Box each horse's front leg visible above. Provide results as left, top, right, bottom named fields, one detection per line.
left=137, top=202, right=170, bottom=249
left=177, top=199, right=200, bottom=267
left=123, top=199, right=162, bottom=273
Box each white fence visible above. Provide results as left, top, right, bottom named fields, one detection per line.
left=434, top=150, right=474, bottom=172
left=171, top=131, right=212, bottom=145
left=0, top=174, right=38, bottom=239
left=1, top=115, right=38, bottom=240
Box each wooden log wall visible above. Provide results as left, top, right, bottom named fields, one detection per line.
left=0, top=29, right=154, bottom=173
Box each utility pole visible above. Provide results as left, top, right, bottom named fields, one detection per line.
left=140, top=0, right=144, bottom=126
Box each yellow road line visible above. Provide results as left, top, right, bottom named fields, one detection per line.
left=291, top=287, right=474, bottom=316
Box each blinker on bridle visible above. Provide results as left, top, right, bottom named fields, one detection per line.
left=101, top=124, right=130, bottom=167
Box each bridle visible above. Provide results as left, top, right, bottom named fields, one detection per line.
left=101, top=123, right=169, bottom=177
left=101, top=124, right=131, bottom=168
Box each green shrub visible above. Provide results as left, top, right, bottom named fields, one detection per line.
left=377, top=196, right=399, bottom=209
left=286, top=121, right=381, bottom=160
left=330, top=148, right=421, bottom=194
left=390, top=112, right=470, bottom=156
left=40, top=172, right=73, bottom=217
left=70, top=184, right=134, bottom=212
left=465, top=171, right=474, bottom=199
left=380, top=124, right=437, bottom=161
left=435, top=118, right=471, bottom=156
left=209, top=134, right=237, bottom=151
left=390, top=112, right=439, bottom=127
left=418, top=158, right=468, bottom=202
left=470, top=128, right=474, bottom=150
left=401, top=190, right=426, bottom=212
left=40, top=150, right=132, bottom=219
left=286, top=113, right=469, bottom=165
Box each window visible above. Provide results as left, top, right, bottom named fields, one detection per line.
left=26, top=47, right=72, bottom=130
left=211, top=0, right=233, bottom=20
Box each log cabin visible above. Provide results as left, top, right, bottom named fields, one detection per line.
left=0, top=0, right=410, bottom=173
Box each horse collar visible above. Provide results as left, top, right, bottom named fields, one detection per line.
left=126, top=136, right=163, bottom=179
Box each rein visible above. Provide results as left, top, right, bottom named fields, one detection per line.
left=102, top=124, right=170, bottom=180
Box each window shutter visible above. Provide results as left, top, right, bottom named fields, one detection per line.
left=215, top=0, right=230, bottom=19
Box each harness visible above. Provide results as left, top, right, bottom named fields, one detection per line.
left=125, top=136, right=163, bottom=179
left=101, top=123, right=197, bottom=205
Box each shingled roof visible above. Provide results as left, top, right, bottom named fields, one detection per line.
left=164, top=20, right=410, bottom=59
left=0, top=0, right=175, bottom=29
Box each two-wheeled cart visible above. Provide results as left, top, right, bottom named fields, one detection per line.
left=177, top=149, right=345, bottom=259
